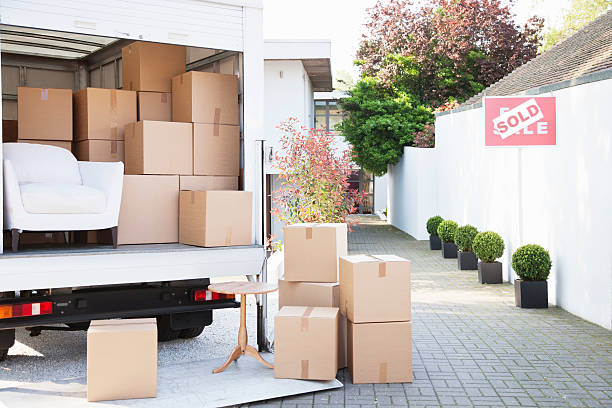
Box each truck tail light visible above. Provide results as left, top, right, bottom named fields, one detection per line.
left=0, top=302, right=53, bottom=319
left=194, top=290, right=234, bottom=302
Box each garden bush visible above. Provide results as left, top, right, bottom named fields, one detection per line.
left=472, top=231, right=504, bottom=263
left=454, top=225, right=478, bottom=252
left=437, top=220, right=458, bottom=243
left=512, top=244, right=552, bottom=281
left=426, top=216, right=444, bottom=236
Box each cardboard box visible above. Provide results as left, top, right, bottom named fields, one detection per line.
left=17, top=87, right=72, bottom=141
left=73, top=88, right=137, bottom=141
left=2, top=120, right=18, bottom=142
left=283, top=223, right=348, bottom=282
left=125, top=121, right=193, bottom=175
left=118, top=175, right=179, bottom=245
left=75, top=140, right=124, bottom=162
left=348, top=321, right=412, bottom=384
left=138, top=91, right=172, bottom=121
left=278, top=280, right=347, bottom=369
left=339, top=254, right=411, bottom=323
left=18, top=139, right=72, bottom=152
left=179, top=190, right=252, bottom=247
left=193, top=123, right=239, bottom=176
left=274, top=306, right=338, bottom=380
left=179, top=175, right=238, bottom=191
left=172, top=71, right=238, bottom=124
left=122, top=42, right=186, bottom=92
left=87, top=318, right=157, bottom=402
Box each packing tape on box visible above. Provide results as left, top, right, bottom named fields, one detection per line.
left=368, top=255, right=387, bottom=277
left=161, top=93, right=168, bottom=103
left=305, top=227, right=313, bottom=240
left=300, top=306, right=314, bottom=331
left=40, top=89, right=48, bottom=101
left=225, top=228, right=232, bottom=245
left=190, top=191, right=195, bottom=204
left=110, top=90, right=119, bottom=140
left=379, top=362, right=388, bottom=383
left=301, top=360, right=309, bottom=378
left=110, top=126, right=118, bottom=140
left=213, top=108, right=221, bottom=136
left=110, top=140, right=117, bottom=154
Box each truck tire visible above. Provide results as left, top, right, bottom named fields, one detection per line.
left=156, top=315, right=180, bottom=342
left=179, top=326, right=205, bottom=339
left=0, top=349, right=8, bottom=362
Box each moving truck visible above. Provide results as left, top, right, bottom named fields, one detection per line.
left=0, top=1, right=267, bottom=360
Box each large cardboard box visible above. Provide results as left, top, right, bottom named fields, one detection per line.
left=73, top=88, right=137, bottom=141
left=75, top=140, right=124, bottom=162
left=118, top=175, right=179, bottom=245
left=179, top=190, right=252, bottom=247
left=193, top=123, right=240, bottom=176
left=278, top=280, right=347, bottom=369
left=339, top=254, right=411, bottom=323
left=283, top=223, right=348, bottom=282
left=2, top=120, right=18, bottom=142
left=122, top=42, right=186, bottom=92
left=274, top=306, right=338, bottom=380
left=17, top=87, right=72, bottom=141
left=348, top=321, right=412, bottom=384
left=87, top=318, right=157, bottom=402
left=172, top=71, right=239, bottom=125
left=138, top=91, right=172, bottom=121
left=18, top=139, right=72, bottom=152
left=179, top=175, right=238, bottom=191
left=125, top=121, right=193, bottom=175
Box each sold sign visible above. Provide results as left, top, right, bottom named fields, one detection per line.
left=484, top=96, right=556, bottom=146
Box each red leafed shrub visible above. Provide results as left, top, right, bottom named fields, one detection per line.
left=413, top=124, right=435, bottom=148
left=272, top=118, right=366, bottom=230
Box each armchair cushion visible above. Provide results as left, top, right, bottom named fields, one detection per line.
left=20, top=182, right=106, bottom=214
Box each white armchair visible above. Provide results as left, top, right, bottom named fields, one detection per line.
left=3, top=143, right=123, bottom=251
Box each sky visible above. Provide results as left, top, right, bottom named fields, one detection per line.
left=262, top=0, right=570, bottom=81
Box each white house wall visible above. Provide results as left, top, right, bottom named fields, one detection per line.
left=388, top=78, right=612, bottom=330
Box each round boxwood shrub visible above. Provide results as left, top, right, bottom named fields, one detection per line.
left=472, top=231, right=504, bottom=263
left=437, top=220, right=458, bottom=243
left=454, top=225, right=478, bottom=252
left=512, top=244, right=552, bottom=281
left=426, top=216, right=444, bottom=236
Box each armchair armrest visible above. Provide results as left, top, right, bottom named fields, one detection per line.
left=3, top=159, right=26, bottom=229
left=78, top=161, right=124, bottom=220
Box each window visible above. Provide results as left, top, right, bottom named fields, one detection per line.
left=314, top=99, right=346, bottom=132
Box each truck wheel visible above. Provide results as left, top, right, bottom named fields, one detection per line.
left=0, top=349, right=8, bottom=362
left=179, top=326, right=205, bottom=339
left=156, top=315, right=180, bottom=342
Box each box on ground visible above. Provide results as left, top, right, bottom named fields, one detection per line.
left=125, top=121, right=193, bottom=175
left=122, top=42, right=186, bottom=92
left=172, top=71, right=239, bottom=124
left=138, top=91, right=172, bottom=121
left=340, top=254, right=411, bottom=323
left=283, top=223, right=347, bottom=282
left=278, top=280, right=347, bottom=369
left=179, top=175, right=238, bottom=191
left=18, top=139, right=72, bottom=152
left=179, top=190, right=252, bottom=247
left=2, top=120, right=17, bottom=142
left=348, top=321, right=412, bottom=384
left=87, top=318, right=157, bottom=402
left=17, top=87, right=72, bottom=141
left=73, top=88, right=136, bottom=141
left=274, top=306, right=338, bottom=381
left=193, top=123, right=239, bottom=176
left=75, top=140, right=124, bottom=162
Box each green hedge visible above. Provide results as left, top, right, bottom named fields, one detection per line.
left=512, top=244, right=552, bottom=281
left=437, top=220, right=458, bottom=243
left=454, top=225, right=478, bottom=252
left=472, top=231, right=504, bottom=263
left=426, top=216, right=444, bottom=236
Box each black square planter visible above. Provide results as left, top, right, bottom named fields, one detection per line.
left=429, top=234, right=441, bottom=250
left=478, top=262, right=502, bottom=284
left=515, top=279, right=548, bottom=308
left=458, top=251, right=477, bottom=270
left=442, top=242, right=458, bottom=258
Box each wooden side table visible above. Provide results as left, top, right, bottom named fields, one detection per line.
left=208, top=281, right=278, bottom=374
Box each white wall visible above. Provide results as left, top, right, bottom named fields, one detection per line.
left=389, top=78, right=612, bottom=330
left=374, top=174, right=388, bottom=213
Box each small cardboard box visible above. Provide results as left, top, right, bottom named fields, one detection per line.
left=73, top=88, right=137, bottom=141
left=87, top=318, right=157, bottom=402
left=122, top=42, right=186, bottom=92
left=179, top=190, right=252, bottom=247
left=278, top=280, right=347, bottom=369
left=18, top=87, right=72, bottom=141
left=125, top=120, right=193, bottom=175
left=274, top=306, right=339, bottom=380
left=138, top=91, right=172, bottom=121
left=172, top=71, right=239, bottom=124
left=348, top=321, right=412, bottom=384
left=18, top=139, right=72, bottom=152
left=283, top=223, right=348, bottom=282
left=339, top=254, right=411, bottom=323
left=75, top=140, right=124, bottom=162
left=2, top=120, right=18, bottom=142
left=193, top=123, right=240, bottom=176
left=117, top=175, right=179, bottom=245
left=179, top=175, right=238, bottom=191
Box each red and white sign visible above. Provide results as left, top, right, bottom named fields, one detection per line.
left=484, top=96, right=556, bottom=146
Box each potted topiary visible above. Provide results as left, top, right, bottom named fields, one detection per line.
left=426, top=216, right=443, bottom=250
left=437, top=220, right=458, bottom=259
left=454, top=225, right=478, bottom=270
left=512, top=244, right=551, bottom=308
left=472, top=231, right=504, bottom=284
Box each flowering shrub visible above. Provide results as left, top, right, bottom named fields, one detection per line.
left=414, top=124, right=435, bottom=148
left=272, top=118, right=366, bottom=230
